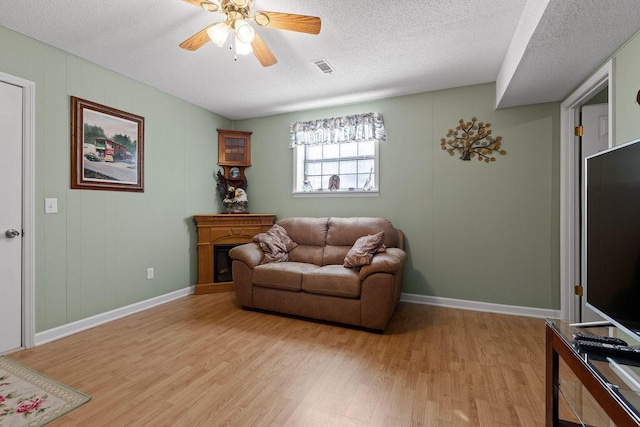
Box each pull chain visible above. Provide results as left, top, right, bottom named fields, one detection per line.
left=231, top=35, right=237, bottom=61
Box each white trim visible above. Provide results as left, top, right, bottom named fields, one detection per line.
left=0, top=71, right=36, bottom=349
left=34, top=288, right=555, bottom=343
left=559, top=60, right=614, bottom=323
left=400, top=293, right=563, bottom=319
left=292, top=140, right=380, bottom=195
left=293, top=190, right=379, bottom=198
left=35, top=287, right=195, bottom=346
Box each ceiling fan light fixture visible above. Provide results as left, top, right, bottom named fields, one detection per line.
left=235, top=20, right=256, bottom=43
left=199, top=1, right=219, bottom=12
left=253, top=12, right=269, bottom=27
left=181, top=0, right=320, bottom=67
left=207, top=22, right=230, bottom=47
left=230, top=0, right=251, bottom=7
left=234, top=36, right=253, bottom=55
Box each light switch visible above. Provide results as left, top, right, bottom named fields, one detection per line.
left=45, top=198, right=58, bottom=214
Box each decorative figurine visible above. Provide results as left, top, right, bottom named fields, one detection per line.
left=216, top=170, right=248, bottom=213
left=329, top=174, right=340, bottom=191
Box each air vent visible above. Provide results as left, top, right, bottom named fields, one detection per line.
left=312, top=58, right=335, bottom=75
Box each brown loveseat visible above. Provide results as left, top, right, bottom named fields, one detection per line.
left=229, top=217, right=407, bottom=331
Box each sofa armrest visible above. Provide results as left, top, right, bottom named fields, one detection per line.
left=358, top=248, right=407, bottom=280
left=229, top=242, right=264, bottom=268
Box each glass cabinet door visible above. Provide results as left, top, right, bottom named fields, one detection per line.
left=218, top=129, right=251, bottom=167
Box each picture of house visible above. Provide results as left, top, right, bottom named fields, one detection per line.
left=87, top=137, right=128, bottom=162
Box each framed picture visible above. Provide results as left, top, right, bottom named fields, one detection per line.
left=71, top=96, right=144, bottom=192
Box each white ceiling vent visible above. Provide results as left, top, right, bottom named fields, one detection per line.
left=312, top=58, right=335, bottom=75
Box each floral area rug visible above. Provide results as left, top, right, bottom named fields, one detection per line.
left=0, top=356, right=90, bottom=426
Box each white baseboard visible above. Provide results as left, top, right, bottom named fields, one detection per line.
left=400, top=293, right=563, bottom=319
left=35, top=287, right=195, bottom=346
left=34, top=289, right=559, bottom=346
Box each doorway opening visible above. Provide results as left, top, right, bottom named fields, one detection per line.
left=560, top=60, right=614, bottom=322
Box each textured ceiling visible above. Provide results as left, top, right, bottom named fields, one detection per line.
left=0, top=0, right=639, bottom=120
left=498, top=0, right=640, bottom=108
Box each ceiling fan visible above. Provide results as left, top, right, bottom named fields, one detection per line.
left=180, top=0, right=322, bottom=67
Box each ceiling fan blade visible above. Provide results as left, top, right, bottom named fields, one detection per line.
left=257, top=11, right=321, bottom=35
left=179, top=24, right=216, bottom=50
left=251, top=32, right=277, bottom=67
left=183, top=0, right=204, bottom=6
left=182, top=0, right=219, bottom=12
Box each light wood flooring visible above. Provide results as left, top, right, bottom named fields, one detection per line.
left=9, top=293, right=547, bottom=426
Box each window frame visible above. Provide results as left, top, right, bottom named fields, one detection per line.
left=292, top=139, right=380, bottom=198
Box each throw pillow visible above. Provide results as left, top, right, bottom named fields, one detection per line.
left=343, top=231, right=386, bottom=268
left=253, top=224, right=298, bottom=264
left=267, top=224, right=298, bottom=252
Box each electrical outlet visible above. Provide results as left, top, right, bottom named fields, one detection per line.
left=147, top=268, right=154, bottom=280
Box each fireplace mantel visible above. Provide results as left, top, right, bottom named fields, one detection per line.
left=193, top=214, right=276, bottom=294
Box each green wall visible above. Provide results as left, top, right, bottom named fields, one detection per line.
left=18, top=20, right=640, bottom=331
left=236, top=83, right=562, bottom=310
left=614, top=30, right=640, bottom=145
left=0, top=26, right=230, bottom=333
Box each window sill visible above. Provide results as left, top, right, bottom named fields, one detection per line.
left=292, top=190, right=379, bottom=198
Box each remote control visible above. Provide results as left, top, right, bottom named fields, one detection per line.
left=575, top=340, right=640, bottom=362
left=572, top=332, right=628, bottom=347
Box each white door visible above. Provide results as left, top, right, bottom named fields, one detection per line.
left=0, top=81, right=23, bottom=353
left=580, top=103, right=609, bottom=322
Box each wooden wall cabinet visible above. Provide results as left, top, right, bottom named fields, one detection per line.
left=194, top=214, right=275, bottom=294
left=218, top=129, right=252, bottom=184
left=218, top=129, right=251, bottom=166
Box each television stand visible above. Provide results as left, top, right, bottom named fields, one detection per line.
left=546, top=319, right=640, bottom=426
left=569, top=320, right=612, bottom=328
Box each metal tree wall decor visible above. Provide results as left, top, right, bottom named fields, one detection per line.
left=441, top=117, right=506, bottom=163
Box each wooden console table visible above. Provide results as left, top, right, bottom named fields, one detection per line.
left=546, top=319, right=640, bottom=426
left=194, top=214, right=275, bottom=294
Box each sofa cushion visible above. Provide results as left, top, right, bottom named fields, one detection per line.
left=287, top=245, right=325, bottom=266
left=343, top=231, right=386, bottom=268
left=326, top=217, right=399, bottom=248
left=278, top=217, right=328, bottom=246
left=302, top=265, right=361, bottom=298
left=252, top=224, right=298, bottom=264
left=278, top=217, right=328, bottom=265
left=253, top=262, right=318, bottom=291
left=321, top=244, right=353, bottom=266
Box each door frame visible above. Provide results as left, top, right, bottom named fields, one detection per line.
left=0, top=71, right=35, bottom=348
left=559, top=59, right=614, bottom=322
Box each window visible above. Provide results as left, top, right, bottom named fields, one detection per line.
left=293, top=139, right=379, bottom=195
left=290, top=112, right=385, bottom=197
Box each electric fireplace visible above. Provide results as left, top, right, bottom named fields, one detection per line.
left=193, top=214, right=276, bottom=294
left=213, top=243, right=241, bottom=283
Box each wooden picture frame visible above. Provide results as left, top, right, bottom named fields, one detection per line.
left=71, top=96, right=144, bottom=192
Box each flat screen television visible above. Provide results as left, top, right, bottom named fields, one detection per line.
left=586, top=137, right=640, bottom=339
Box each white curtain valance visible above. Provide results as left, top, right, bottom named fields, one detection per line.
left=289, top=112, right=386, bottom=148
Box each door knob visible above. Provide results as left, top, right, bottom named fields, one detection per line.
left=5, top=229, right=20, bottom=238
